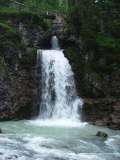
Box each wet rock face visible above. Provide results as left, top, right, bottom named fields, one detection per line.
left=18, top=22, right=44, bottom=47
left=82, top=98, right=120, bottom=130
left=0, top=79, right=12, bottom=120
left=38, top=15, right=64, bottom=49
left=0, top=15, right=47, bottom=120
left=4, top=46, right=19, bottom=70
left=0, top=70, right=38, bottom=120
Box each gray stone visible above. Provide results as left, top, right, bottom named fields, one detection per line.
left=96, top=131, right=108, bottom=138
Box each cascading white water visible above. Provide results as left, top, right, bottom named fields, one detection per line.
left=37, top=36, right=83, bottom=120
left=51, top=35, right=60, bottom=50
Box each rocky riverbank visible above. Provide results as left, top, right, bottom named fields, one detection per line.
left=82, top=98, right=120, bottom=130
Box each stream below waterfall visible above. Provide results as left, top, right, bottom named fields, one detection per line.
left=0, top=120, right=120, bottom=160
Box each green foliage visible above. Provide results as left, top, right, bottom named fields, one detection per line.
left=67, top=0, right=120, bottom=79
left=64, top=47, right=80, bottom=63
left=23, top=0, right=67, bottom=13
left=0, top=7, right=20, bottom=14
left=96, top=34, right=120, bottom=50
left=68, top=0, right=99, bottom=39
left=0, top=0, right=10, bottom=7
left=68, top=0, right=120, bottom=50
left=0, top=0, right=67, bottom=14
left=0, top=22, right=17, bottom=33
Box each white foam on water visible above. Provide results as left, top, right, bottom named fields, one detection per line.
left=79, top=140, right=103, bottom=153
left=105, top=135, right=120, bottom=157
left=0, top=130, right=119, bottom=160
left=24, top=136, right=104, bottom=160
left=28, top=119, right=87, bottom=128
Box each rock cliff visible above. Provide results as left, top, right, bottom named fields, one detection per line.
left=0, top=13, right=52, bottom=120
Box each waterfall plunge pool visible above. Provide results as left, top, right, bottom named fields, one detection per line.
left=0, top=120, right=120, bottom=160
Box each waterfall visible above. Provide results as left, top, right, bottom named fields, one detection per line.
left=51, top=35, right=60, bottom=50
left=37, top=36, right=83, bottom=120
